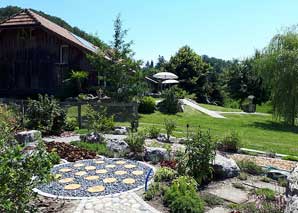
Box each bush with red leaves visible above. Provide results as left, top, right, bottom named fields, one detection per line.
left=160, top=160, right=177, bottom=170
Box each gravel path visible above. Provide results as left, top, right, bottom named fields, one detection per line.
left=73, top=192, right=160, bottom=213
left=36, top=158, right=154, bottom=198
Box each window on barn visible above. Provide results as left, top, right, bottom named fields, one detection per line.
left=60, top=45, right=69, bottom=64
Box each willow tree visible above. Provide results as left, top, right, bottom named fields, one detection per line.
left=256, top=28, right=298, bottom=126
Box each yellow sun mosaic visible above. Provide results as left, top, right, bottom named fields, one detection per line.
left=75, top=171, right=87, bottom=176
left=64, top=184, right=81, bottom=190
left=115, top=160, right=126, bottom=165
left=103, top=177, right=117, bottom=183
left=123, top=178, right=135, bottom=184
left=105, top=164, right=116, bottom=168
left=85, top=166, right=96, bottom=171
left=58, top=178, right=74, bottom=183
left=87, top=185, right=105, bottom=193
left=132, top=170, right=144, bottom=176
left=59, top=168, right=72, bottom=173
left=73, top=163, right=85, bottom=167
left=85, top=176, right=100, bottom=181
left=124, top=164, right=136, bottom=169
left=96, top=169, right=108, bottom=174
left=114, top=170, right=127, bottom=175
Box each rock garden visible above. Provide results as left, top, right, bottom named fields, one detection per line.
left=1, top=95, right=298, bottom=213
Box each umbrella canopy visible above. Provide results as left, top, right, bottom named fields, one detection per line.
left=162, top=79, right=179, bottom=84
left=153, top=72, right=178, bottom=80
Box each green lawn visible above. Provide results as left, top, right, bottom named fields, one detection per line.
left=138, top=106, right=298, bottom=156
left=198, top=103, right=242, bottom=112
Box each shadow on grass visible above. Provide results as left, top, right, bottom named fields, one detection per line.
left=252, top=121, right=298, bottom=133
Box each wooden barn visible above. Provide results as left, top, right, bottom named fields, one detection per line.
left=0, top=9, right=99, bottom=97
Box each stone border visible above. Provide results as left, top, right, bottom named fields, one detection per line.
left=33, top=158, right=156, bottom=200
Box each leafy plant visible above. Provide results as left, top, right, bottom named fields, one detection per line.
left=144, top=182, right=162, bottom=201
left=164, top=119, right=176, bottom=141
left=146, top=126, right=160, bottom=139
left=64, top=117, right=78, bottom=131
left=69, top=70, right=89, bottom=92
left=260, top=176, right=271, bottom=183
left=0, top=128, right=53, bottom=212
left=278, top=178, right=287, bottom=187
left=201, top=193, right=224, bottom=207
left=158, top=87, right=180, bottom=114
left=138, top=96, right=156, bottom=114
left=70, top=141, right=113, bottom=157
left=255, top=188, right=276, bottom=201
left=49, top=151, right=61, bottom=165
left=237, top=160, right=263, bottom=175
left=238, top=172, right=248, bottom=180
left=86, top=104, right=114, bottom=133
left=163, top=176, right=204, bottom=213
left=177, top=129, right=216, bottom=185
left=217, top=131, right=240, bottom=152
left=26, top=94, right=66, bottom=135
left=154, top=167, right=177, bottom=182
left=125, top=131, right=145, bottom=153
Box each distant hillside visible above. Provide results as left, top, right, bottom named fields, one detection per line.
left=0, top=6, right=107, bottom=49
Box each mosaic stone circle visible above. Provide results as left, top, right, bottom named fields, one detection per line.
left=37, top=158, right=153, bottom=198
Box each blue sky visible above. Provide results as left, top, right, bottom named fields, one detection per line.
left=1, top=0, right=298, bottom=62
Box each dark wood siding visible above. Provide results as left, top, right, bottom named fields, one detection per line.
left=0, top=26, right=95, bottom=97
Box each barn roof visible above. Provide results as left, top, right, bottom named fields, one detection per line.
left=0, top=9, right=99, bottom=53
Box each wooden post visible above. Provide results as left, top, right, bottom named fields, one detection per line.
left=78, top=103, right=82, bottom=129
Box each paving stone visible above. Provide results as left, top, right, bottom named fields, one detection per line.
left=244, top=181, right=285, bottom=193
left=207, top=207, right=230, bottom=213
left=207, top=184, right=248, bottom=204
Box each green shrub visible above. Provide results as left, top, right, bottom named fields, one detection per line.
left=26, top=94, right=66, bottom=135
left=201, top=193, right=224, bottom=207
left=49, top=151, right=61, bottom=165
left=217, top=131, right=240, bottom=153
left=173, top=86, right=196, bottom=100
left=237, top=160, right=263, bottom=175
left=282, top=155, right=298, bottom=162
left=158, top=87, right=180, bottom=114
left=238, top=172, right=248, bottom=180
left=125, top=131, right=145, bottom=153
left=164, top=119, right=176, bottom=141
left=278, top=178, right=288, bottom=187
left=146, top=126, right=160, bottom=139
left=0, top=131, right=53, bottom=212
left=260, top=176, right=271, bottom=183
left=177, top=129, right=216, bottom=185
left=154, top=167, right=177, bottom=182
left=255, top=188, right=276, bottom=201
left=144, top=182, right=161, bottom=201
left=64, top=117, right=78, bottom=131
left=138, top=96, right=156, bottom=114
left=163, top=176, right=204, bottom=213
left=86, top=105, right=114, bottom=133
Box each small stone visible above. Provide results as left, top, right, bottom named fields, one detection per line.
left=75, top=171, right=87, bottom=176
left=85, top=166, right=96, bottom=171
left=115, top=160, right=126, bottom=165
left=85, top=176, right=100, bottom=181
left=115, top=170, right=127, bottom=175
left=123, top=178, right=135, bottom=184
left=74, top=163, right=85, bottom=167
left=59, top=168, right=72, bottom=173
left=96, top=169, right=108, bottom=174
left=106, top=164, right=116, bottom=168
left=132, top=170, right=143, bottom=176
left=58, top=178, right=74, bottom=183
left=103, top=178, right=117, bottom=183
left=87, top=185, right=105, bottom=193
left=124, top=164, right=136, bottom=169
left=64, top=184, right=81, bottom=190
left=95, top=160, right=105, bottom=164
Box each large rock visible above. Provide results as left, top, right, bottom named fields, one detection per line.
left=157, top=133, right=176, bottom=143
left=15, top=130, right=41, bottom=145
left=106, top=139, right=130, bottom=154
left=285, top=166, right=298, bottom=213
left=212, top=153, right=240, bottom=179
left=80, top=132, right=104, bottom=143
left=113, top=126, right=129, bottom=135
left=144, top=146, right=169, bottom=162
